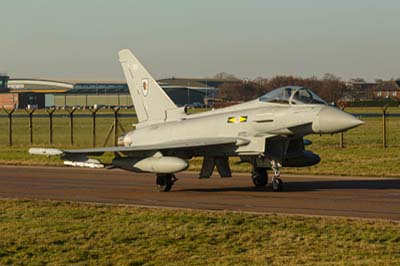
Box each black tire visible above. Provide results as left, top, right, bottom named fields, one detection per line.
left=272, top=178, right=283, bottom=192
left=251, top=168, right=268, bottom=187
left=156, top=174, right=173, bottom=192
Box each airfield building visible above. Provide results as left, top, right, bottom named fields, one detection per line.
left=346, top=80, right=400, bottom=101
left=0, top=75, right=9, bottom=92
left=372, top=80, right=400, bottom=100
left=0, top=77, right=220, bottom=109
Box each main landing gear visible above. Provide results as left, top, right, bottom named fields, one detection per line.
left=156, top=174, right=177, bottom=192
left=252, top=159, right=284, bottom=192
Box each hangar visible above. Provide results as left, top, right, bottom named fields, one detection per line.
left=0, top=75, right=218, bottom=109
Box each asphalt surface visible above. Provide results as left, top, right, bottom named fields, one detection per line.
left=0, top=165, right=399, bottom=220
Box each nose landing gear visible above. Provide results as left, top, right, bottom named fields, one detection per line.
left=270, top=160, right=283, bottom=192
left=156, top=159, right=284, bottom=192
left=251, top=168, right=268, bottom=187
left=251, top=158, right=284, bottom=191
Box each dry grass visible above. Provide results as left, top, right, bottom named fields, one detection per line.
left=0, top=199, right=399, bottom=265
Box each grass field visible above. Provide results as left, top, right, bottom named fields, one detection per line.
left=0, top=107, right=400, bottom=177
left=0, top=199, right=399, bottom=266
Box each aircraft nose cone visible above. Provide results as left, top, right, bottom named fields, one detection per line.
left=312, top=106, right=364, bottom=134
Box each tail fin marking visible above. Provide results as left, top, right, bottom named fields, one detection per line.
left=118, top=49, right=177, bottom=123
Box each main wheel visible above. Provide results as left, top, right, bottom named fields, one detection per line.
left=251, top=168, right=268, bottom=187
left=272, top=178, right=283, bottom=192
left=156, top=174, right=173, bottom=192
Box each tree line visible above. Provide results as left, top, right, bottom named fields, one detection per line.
left=217, top=73, right=346, bottom=103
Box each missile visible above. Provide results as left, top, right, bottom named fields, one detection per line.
left=29, top=148, right=63, bottom=156
left=64, top=159, right=104, bottom=169
left=112, top=156, right=188, bottom=174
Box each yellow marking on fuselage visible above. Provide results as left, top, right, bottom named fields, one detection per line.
left=227, top=116, right=248, bottom=124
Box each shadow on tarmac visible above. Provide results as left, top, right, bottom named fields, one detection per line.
left=177, top=179, right=400, bottom=193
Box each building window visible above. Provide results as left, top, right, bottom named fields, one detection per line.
left=377, top=91, right=382, bottom=96
left=393, top=91, right=397, bottom=97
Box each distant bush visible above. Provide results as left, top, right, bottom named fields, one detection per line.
left=348, top=100, right=400, bottom=107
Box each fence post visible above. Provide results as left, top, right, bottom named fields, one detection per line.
left=382, top=105, right=388, bottom=148
left=113, top=107, right=121, bottom=146
left=3, top=106, right=16, bottom=146
left=46, top=107, right=56, bottom=145
left=89, top=107, right=98, bottom=147
left=66, top=107, right=77, bottom=146
left=339, top=105, right=345, bottom=148
left=25, top=107, right=36, bottom=145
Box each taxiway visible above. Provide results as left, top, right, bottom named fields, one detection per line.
left=0, top=166, right=399, bottom=220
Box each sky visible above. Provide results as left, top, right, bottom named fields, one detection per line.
left=1, top=0, right=400, bottom=81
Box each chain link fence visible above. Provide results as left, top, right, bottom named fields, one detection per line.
left=0, top=107, right=137, bottom=147
left=0, top=106, right=399, bottom=148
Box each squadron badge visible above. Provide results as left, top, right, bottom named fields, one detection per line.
left=142, top=78, right=149, bottom=97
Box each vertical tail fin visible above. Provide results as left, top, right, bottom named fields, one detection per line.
left=118, top=49, right=177, bottom=123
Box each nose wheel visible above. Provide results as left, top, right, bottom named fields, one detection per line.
left=272, top=177, right=283, bottom=192
left=156, top=174, right=177, bottom=192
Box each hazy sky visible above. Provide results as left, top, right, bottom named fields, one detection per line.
left=1, top=0, right=399, bottom=81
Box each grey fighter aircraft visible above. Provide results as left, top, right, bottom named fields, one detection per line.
left=29, top=49, right=364, bottom=192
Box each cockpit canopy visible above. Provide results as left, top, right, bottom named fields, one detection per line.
left=259, top=86, right=327, bottom=105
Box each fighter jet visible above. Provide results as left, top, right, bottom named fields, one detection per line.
left=29, top=49, right=364, bottom=192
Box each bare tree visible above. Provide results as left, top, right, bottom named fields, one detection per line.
left=323, top=73, right=341, bottom=81
left=219, top=75, right=346, bottom=103
left=213, top=72, right=238, bottom=80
